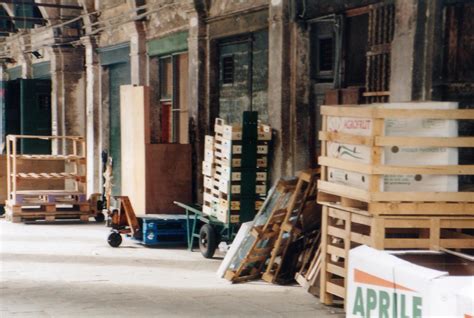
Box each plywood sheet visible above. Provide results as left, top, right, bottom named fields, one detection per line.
left=120, top=85, right=150, bottom=214
left=145, top=144, right=192, bottom=214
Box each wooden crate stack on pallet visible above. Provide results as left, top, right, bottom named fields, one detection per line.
left=315, top=102, right=474, bottom=307
left=202, top=116, right=272, bottom=224
left=5, top=135, right=93, bottom=223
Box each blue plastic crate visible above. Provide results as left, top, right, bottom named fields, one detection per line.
left=140, top=215, right=187, bottom=246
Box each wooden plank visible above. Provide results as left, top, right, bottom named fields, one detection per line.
left=318, top=181, right=370, bottom=202
left=440, top=219, right=474, bottom=228
left=326, top=282, right=345, bottom=298
left=374, top=108, right=474, bottom=119
left=373, top=164, right=474, bottom=175
left=327, top=245, right=346, bottom=259
left=327, top=207, right=350, bottom=221
left=440, top=239, right=474, bottom=249
left=370, top=191, right=474, bottom=202
left=321, top=106, right=375, bottom=118
left=383, top=238, right=431, bottom=249
left=382, top=218, right=431, bottom=228
left=327, top=226, right=347, bottom=240
left=350, top=232, right=372, bottom=245
left=368, top=202, right=474, bottom=215
left=319, top=131, right=375, bottom=146
left=376, top=136, right=474, bottom=148
left=327, top=263, right=345, bottom=277
left=319, top=156, right=372, bottom=174
left=120, top=85, right=148, bottom=214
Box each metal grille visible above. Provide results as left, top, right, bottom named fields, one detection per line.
left=365, top=3, right=395, bottom=103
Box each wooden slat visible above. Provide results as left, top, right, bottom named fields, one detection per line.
left=327, top=226, right=348, bottom=240
left=321, top=106, right=375, bottom=118
left=440, top=219, right=474, bottom=228
left=327, top=245, right=346, bottom=259
left=318, top=181, right=370, bottom=202
left=440, top=239, right=474, bottom=249
left=318, top=156, right=372, bottom=174
left=374, top=108, right=474, bottom=120
left=350, top=232, right=372, bottom=245
left=383, top=238, right=430, bottom=249
left=376, top=136, right=474, bottom=148
left=326, top=263, right=346, bottom=277
left=320, top=106, right=474, bottom=120
left=382, top=218, right=431, bottom=228
left=326, top=282, right=345, bottom=298
left=373, top=164, right=474, bottom=175
left=368, top=202, right=474, bottom=215
left=370, top=191, right=474, bottom=202
left=327, top=207, right=350, bottom=221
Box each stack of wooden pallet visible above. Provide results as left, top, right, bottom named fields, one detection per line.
left=4, top=135, right=94, bottom=223
left=202, top=116, right=272, bottom=224
left=223, top=170, right=321, bottom=284
left=314, top=103, right=474, bottom=307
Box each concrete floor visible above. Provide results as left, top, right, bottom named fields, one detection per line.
left=0, top=218, right=344, bottom=318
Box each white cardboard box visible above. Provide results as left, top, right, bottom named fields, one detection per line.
left=347, top=246, right=474, bottom=318
left=326, top=102, right=459, bottom=192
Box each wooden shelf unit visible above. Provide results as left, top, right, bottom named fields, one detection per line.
left=6, top=135, right=87, bottom=206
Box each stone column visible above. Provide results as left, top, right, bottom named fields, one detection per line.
left=188, top=9, right=207, bottom=202
left=50, top=47, right=86, bottom=154
left=390, top=0, right=439, bottom=102
left=268, top=0, right=292, bottom=180
left=82, top=36, right=102, bottom=195
left=129, top=22, right=147, bottom=86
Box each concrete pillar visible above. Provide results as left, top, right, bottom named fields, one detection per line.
left=291, top=21, right=313, bottom=171
left=188, top=9, right=207, bottom=202
left=82, top=36, right=102, bottom=195
left=390, top=0, right=440, bottom=102
left=50, top=47, right=86, bottom=154
left=268, top=0, right=292, bottom=180
left=130, top=22, right=147, bottom=85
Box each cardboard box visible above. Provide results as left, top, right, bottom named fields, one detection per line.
left=326, top=102, right=459, bottom=192
left=347, top=246, right=474, bottom=318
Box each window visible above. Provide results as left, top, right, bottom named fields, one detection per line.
left=222, top=55, right=235, bottom=84
left=158, top=53, right=189, bottom=144
left=318, top=38, right=334, bottom=72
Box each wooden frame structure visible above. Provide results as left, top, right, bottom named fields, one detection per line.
left=5, top=135, right=91, bottom=222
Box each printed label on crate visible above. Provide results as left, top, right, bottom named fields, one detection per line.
left=256, top=185, right=267, bottom=195
left=328, top=167, right=369, bottom=190
left=257, top=157, right=268, bottom=168
left=256, top=172, right=267, bottom=181
left=327, top=116, right=373, bottom=136
left=204, top=149, right=215, bottom=163
left=327, top=142, right=371, bottom=164
left=202, top=161, right=215, bottom=177
left=205, top=135, right=214, bottom=148
left=204, top=176, right=213, bottom=189
left=257, top=145, right=269, bottom=154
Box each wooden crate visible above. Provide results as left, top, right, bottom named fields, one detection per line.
left=317, top=104, right=474, bottom=216
left=319, top=203, right=474, bottom=306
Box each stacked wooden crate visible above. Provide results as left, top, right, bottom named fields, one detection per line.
left=316, top=103, right=474, bottom=306
left=202, top=117, right=271, bottom=224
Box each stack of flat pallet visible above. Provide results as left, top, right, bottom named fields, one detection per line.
left=315, top=102, right=474, bottom=307
left=5, top=135, right=93, bottom=223
left=202, top=115, right=271, bottom=224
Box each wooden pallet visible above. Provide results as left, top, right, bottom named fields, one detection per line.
left=5, top=200, right=91, bottom=223
left=11, top=190, right=87, bottom=205
left=319, top=202, right=474, bottom=307
left=224, top=180, right=296, bottom=283
left=261, top=170, right=319, bottom=284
